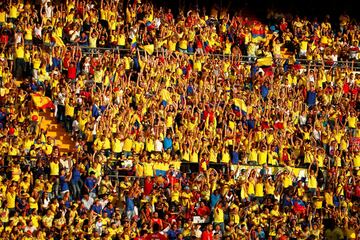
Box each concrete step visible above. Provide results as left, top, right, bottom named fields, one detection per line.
left=39, top=109, right=75, bottom=153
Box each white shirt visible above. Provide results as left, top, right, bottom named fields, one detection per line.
left=58, top=93, right=66, bottom=105
left=76, top=96, right=82, bottom=104
left=15, top=33, right=22, bottom=44
left=155, top=139, right=163, bottom=152
left=299, top=115, right=307, bottom=126
left=99, top=199, right=109, bottom=209
left=92, top=122, right=98, bottom=135
left=70, top=30, right=80, bottom=42
left=45, top=4, right=54, bottom=18
left=86, top=3, right=95, bottom=11
left=308, top=74, right=315, bottom=82
left=331, top=54, right=338, bottom=62
left=82, top=196, right=94, bottom=210
left=129, top=27, right=138, bottom=40
left=103, top=95, right=110, bottom=105
left=95, top=221, right=103, bottom=235
left=154, top=18, right=161, bottom=29
left=195, top=229, right=202, bottom=238
left=35, top=26, right=42, bottom=38
left=72, top=119, right=79, bottom=132
left=313, top=129, right=321, bottom=141
left=42, top=197, right=51, bottom=208
left=83, top=62, right=91, bottom=74
left=60, top=158, right=73, bottom=173
left=24, top=226, right=37, bottom=233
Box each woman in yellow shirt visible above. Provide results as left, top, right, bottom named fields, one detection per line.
left=24, top=24, right=33, bottom=44
left=347, top=111, right=357, bottom=136
left=209, top=145, right=218, bottom=163
left=213, top=203, right=225, bottom=226
left=181, top=144, right=190, bottom=162
left=29, top=190, right=40, bottom=211
left=9, top=2, right=19, bottom=20
left=117, top=27, right=126, bottom=49
left=89, top=29, right=99, bottom=48
left=258, top=145, right=268, bottom=165
left=248, top=144, right=258, bottom=165
left=247, top=174, right=256, bottom=199
left=6, top=187, right=17, bottom=210
left=11, top=163, right=21, bottom=182
left=0, top=8, right=6, bottom=25
left=255, top=176, right=264, bottom=201
left=221, top=145, right=230, bottom=164
left=308, top=162, right=319, bottom=195
left=190, top=144, right=199, bottom=163
left=265, top=178, right=275, bottom=199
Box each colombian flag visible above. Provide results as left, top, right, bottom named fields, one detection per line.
left=146, top=21, right=155, bottom=31
left=257, top=57, right=273, bottom=67
left=153, top=162, right=181, bottom=176
left=31, top=93, right=55, bottom=110
left=131, top=37, right=137, bottom=53
left=140, top=44, right=155, bottom=55
left=51, top=32, right=65, bottom=47
left=251, top=22, right=266, bottom=43
left=232, top=97, right=247, bottom=116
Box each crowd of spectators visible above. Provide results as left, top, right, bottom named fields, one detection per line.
left=0, top=0, right=359, bottom=239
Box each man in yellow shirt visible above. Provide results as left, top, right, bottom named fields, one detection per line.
left=9, top=0, right=20, bottom=22
left=308, top=161, right=319, bottom=196
left=0, top=7, right=6, bottom=26
left=14, top=34, right=25, bottom=79
left=347, top=111, right=358, bottom=136
left=6, top=186, right=17, bottom=215
left=65, top=99, right=75, bottom=132
left=42, top=209, right=54, bottom=229
left=122, top=135, right=133, bottom=158
left=213, top=202, right=225, bottom=233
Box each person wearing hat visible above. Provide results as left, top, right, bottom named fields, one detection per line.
left=181, top=186, right=192, bottom=209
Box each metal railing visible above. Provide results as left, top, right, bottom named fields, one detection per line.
left=104, top=161, right=326, bottom=181
left=75, top=46, right=360, bottom=71
left=3, top=38, right=360, bottom=70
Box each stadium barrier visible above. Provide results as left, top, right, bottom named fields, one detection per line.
left=105, top=161, right=314, bottom=180
left=4, top=41, right=360, bottom=70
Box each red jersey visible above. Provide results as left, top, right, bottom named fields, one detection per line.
left=355, top=185, right=360, bottom=197
left=63, top=56, right=71, bottom=69
left=144, top=233, right=167, bottom=240
left=151, top=218, right=163, bottom=228
left=68, top=65, right=77, bottom=79
left=0, top=34, right=9, bottom=45
left=197, top=205, right=210, bottom=216
left=144, top=179, right=153, bottom=196
left=201, top=230, right=213, bottom=240
left=280, top=22, right=288, bottom=32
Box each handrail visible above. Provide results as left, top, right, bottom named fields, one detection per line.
left=104, top=161, right=328, bottom=181
left=75, top=46, right=360, bottom=71
left=3, top=40, right=360, bottom=70
left=74, top=46, right=360, bottom=70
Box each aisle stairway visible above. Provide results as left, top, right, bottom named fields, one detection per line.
left=39, top=110, right=75, bottom=153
